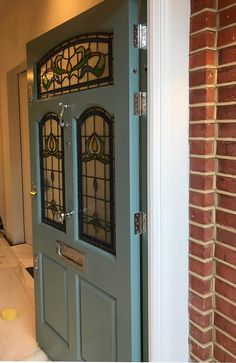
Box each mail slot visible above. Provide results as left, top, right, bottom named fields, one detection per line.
left=56, top=242, right=87, bottom=272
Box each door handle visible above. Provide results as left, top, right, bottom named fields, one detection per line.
left=30, top=184, right=37, bottom=197
left=58, top=102, right=70, bottom=127
left=56, top=209, right=74, bottom=223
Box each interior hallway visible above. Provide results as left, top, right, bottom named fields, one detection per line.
left=0, top=237, right=49, bottom=361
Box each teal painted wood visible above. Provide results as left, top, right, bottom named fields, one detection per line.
left=139, top=0, right=148, bottom=360
left=27, top=0, right=141, bottom=361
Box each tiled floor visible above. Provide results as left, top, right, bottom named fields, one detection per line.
left=0, top=237, right=49, bottom=361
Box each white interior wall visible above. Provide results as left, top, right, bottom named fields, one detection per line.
left=0, top=0, right=102, bottom=242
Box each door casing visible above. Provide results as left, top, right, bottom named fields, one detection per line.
left=147, top=0, right=189, bottom=361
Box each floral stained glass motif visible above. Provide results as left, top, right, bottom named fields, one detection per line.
left=37, top=33, right=113, bottom=99
left=39, top=113, right=66, bottom=231
left=77, top=107, right=115, bottom=254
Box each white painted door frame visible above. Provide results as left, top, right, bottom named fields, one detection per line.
left=147, top=0, right=190, bottom=361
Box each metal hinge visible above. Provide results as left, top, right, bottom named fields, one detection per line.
left=34, top=255, right=39, bottom=276
left=134, top=92, right=147, bottom=116
left=28, top=85, right=33, bottom=102
left=134, top=212, right=147, bottom=235
left=133, top=24, right=147, bottom=49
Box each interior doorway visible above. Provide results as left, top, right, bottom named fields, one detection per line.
left=17, top=70, right=32, bottom=245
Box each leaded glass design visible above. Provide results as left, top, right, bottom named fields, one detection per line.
left=39, top=112, right=66, bottom=231
left=77, top=107, right=115, bottom=254
left=37, top=33, right=113, bottom=99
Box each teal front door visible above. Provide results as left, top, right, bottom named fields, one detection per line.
left=27, top=1, right=142, bottom=361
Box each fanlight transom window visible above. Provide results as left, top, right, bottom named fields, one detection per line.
left=37, top=33, right=113, bottom=99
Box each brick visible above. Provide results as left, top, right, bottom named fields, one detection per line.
left=191, top=11, right=217, bottom=33
left=218, top=105, right=236, bottom=120
left=218, top=0, right=236, bottom=9
left=190, top=157, right=215, bottom=172
left=190, top=274, right=212, bottom=294
left=190, top=123, right=215, bottom=138
left=214, top=344, right=236, bottom=363
left=219, top=193, right=236, bottom=212
left=189, top=353, right=198, bottom=362
left=190, top=190, right=215, bottom=207
left=190, top=31, right=216, bottom=52
left=219, top=45, right=236, bottom=65
left=189, top=290, right=213, bottom=311
left=218, top=85, right=236, bottom=103
left=217, top=227, right=236, bottom=248
left=189, top=87, right=216, bottom=104
left=190, top=174, right=214, bottom=190
left=189, top=306, right=212, bottom=328
left=190, top=224, right=214, bottom=241
left=217, top=175, right=236, bottom=193
left=218, top=123, right=236, bottom=138
left=190, top=50, right=216, bottom=69
left=190, top=323, right=213, bottom=344
left=190, top=68, right=216, bottom=87
left=215, top=313, right=236, bottom=339
left=189, top=338, right=212, bottom=361
left=190, top=105, right=215, bottom=121
left=189, top=206, right=213, bottom=224
left=189, top=256, right=213, bottom=276
left=191, top=0, right=216, bottom=14
left=219, top=6, right=236, bottom=28
left=219, top=159, right=236, bottom=174
left=218, top=26, right=236, bottom=47
left=216, top=261, right=236, bottom=284
left=216, top=210, right=236, bottom=229
left=216, top=295, right=236, bottom=321
left=217, top=142, right=236, bottom=158
left=215, top=243, right=236, bottom=265
left=215, top=278, right=236, bottom=303
left=190, top=140, right=214, bottom=155
left=215, top=330, right=236, bottom=357
left=189, top=240, right=213, bottom=259
left=218, top=65, right=236, bottom=84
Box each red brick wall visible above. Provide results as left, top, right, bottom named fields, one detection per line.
left=189, top=1, right=236, bottom=361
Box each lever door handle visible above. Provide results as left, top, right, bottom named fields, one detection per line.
left=56, top=209, right=74, bottom=223
left=58, top=102, right=70, bottom=127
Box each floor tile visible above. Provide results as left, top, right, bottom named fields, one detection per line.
left=0, top=238, right=49, bottom=361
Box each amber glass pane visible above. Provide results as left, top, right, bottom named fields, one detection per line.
left=37, top=33, right=113, bottom=99
left=77, top=107, right=115, bottom=254
left=39, top=113, right=66, bottom=231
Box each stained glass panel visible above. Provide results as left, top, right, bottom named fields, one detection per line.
left=37, top=33, right=113, bottom=99
left=77, top=107, right=115, bottom=254
left=39, top=112, right=66, bottom=231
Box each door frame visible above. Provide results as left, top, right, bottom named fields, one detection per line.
left=5, top=62, right=27, bottom=244
left=147, top=0, right=190, bottom=361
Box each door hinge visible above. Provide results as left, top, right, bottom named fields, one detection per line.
left=28, top=85, right=33, bottom=102
left=34, top=255, right=39, bottom=276
left=134, top=212, right=147, bottom=235
left=134, top=92, right=147, bottom=116
left=133, top=24, right=147, bottom=49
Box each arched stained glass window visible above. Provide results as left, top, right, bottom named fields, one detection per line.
left=77, top=107, right=115, bottom=254
left=37, top=33, right=113, bottom=99
left=39, top=112, right=66, bottom=231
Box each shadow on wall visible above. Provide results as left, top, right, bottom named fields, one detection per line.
left=0, top=216, right=3, bottom=230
